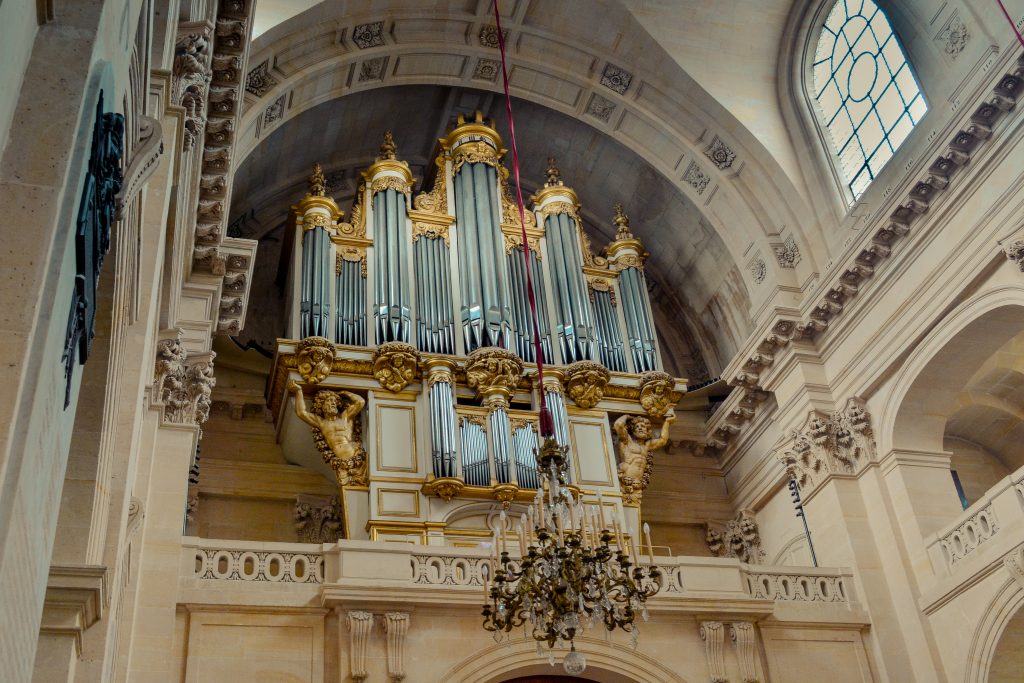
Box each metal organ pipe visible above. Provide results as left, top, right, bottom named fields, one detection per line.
left=373, top=188, right=412, bottom=344
left=300, top=220, right=331, bottom=338
left=593, top=288, right=626, bottom=372
left=619, top=266, right=657, bottom=372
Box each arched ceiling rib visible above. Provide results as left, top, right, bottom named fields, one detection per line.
left=238, top=0, right=823, bottom=288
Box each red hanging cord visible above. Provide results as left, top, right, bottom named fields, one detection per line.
left=997, top=0, right=1024, bottom=48
left=493, top=0, right=554, bottom=437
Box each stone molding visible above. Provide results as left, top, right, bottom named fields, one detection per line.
left=776, top=398, right=876, bottom=495
left=698, top=621, right=727, bottom=683
left=706, top=510, right=764, bottom=564
left=348, top=611, right=373, bottom=682
left=384, top=612, right=410, bottom=682
left=40, top=565, right=107, bottom=655
left=185, top=0, right=259, bottom=339
left=294, top=494, right=342, bottom=543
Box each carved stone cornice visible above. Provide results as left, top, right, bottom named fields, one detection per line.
left=706, top=510, right=764, bottom=564
left=372, top=341, right=420, bottom=393
left=294, top=494, right=342, bottom=543
left=173, top=21, right=214, bottom=153
left=187, top=0, right=258, bottom=341
left=564, top=360, right=610, bottom=409
left=40, top=565, right=107, bottom=655
left=777, top=398, right=876, bottom=495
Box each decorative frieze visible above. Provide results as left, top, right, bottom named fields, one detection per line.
left=706, top=510, right=764, bottom=564
left=778, top=398, right=876, bottom=492
left=193, top=547, right=323, bottom=583
left=699, top=621, right=727, bottom=683
left=384, top=612, right=410, bottom=682
left=743, top=569, right=848, bottom=603
left=294, top=495, right=342, bottom=543
left=173, top=24, right=213, bottom=152
left=348, top=611, right=373, bottom=682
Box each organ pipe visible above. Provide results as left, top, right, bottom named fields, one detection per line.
left=293, top=164, right=343, bottom=340
left=592, top=284, right=627, bottom=372
left=607, top=204, right=659, bottom=372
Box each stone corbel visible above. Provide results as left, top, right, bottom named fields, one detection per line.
left=115, top=115, right=164, bottom=219
left=347, top=611, right=373, bottom=682
left=731, top=622, right=760, bottom=683
left=699, top=621, right=727, bottom=683
left=40, top=565, right=107, bottom=656
left=384, top=612, right=410, bottom=682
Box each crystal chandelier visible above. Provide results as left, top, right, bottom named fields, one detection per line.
left=481, top=437, right=663, bottom=675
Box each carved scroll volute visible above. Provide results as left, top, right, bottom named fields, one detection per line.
left=639, top=370, right=675, bottom=418
left=464, top=347, right=524, bottom=401
left=564, top=360, right=610, bottom=409
left=296, top=336, right=335, bottom=385
left=372, top=341, right=420, bottom=393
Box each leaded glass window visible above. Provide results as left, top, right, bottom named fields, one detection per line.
left=812, top=0, right=926, bottom=199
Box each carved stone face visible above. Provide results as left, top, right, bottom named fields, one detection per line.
left=313, top=390, right=340, bottom=417
left=630, top=417, right=652, bottom=441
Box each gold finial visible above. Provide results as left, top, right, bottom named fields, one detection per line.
left=544, top=157, right=563, bottom=187
left=378, top=131, right=397, bottom=160
left=613, top=203, right=634, bottom=240
left=309, top=163, right=326, bottom=197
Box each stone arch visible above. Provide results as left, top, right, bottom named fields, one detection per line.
left=965, top=577, right=1024, bottom=683
left=238, top=0, right=823, bottom=285
left=440, top=637, right=689, bottom=683
left=878, top=285, right=1024, bottom=457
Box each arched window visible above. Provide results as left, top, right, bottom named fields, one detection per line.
left=812, top=0, right=926, bottom=199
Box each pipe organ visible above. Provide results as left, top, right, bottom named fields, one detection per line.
left=276, top=113, right=683, bottom=546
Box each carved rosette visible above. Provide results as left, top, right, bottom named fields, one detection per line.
left=296, top=336, right=335, bottom=384
left=464, top=347, right=523, bottom=399
left=777, top=398, right=876, bottom=493
left=639, top=371, right=674, bottom=418
left=705, top=510, right=764, bottom=564
left=372, top=342, right=420, bottom=393
left=564, top=360, right=610, bottom=409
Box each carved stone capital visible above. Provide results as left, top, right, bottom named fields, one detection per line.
left=777, top=397, right=876, bottom=494
left=1003, top=239, right=1024, bottom=272
left=347, top=611, right=373, bottom=682
left=699, top=621, right=727, bottom=683
left=639, top=370, right=675, bottom=418
left=154, top=329, right=186, bottom=399
left=706, top=510, right=764, bottom=564
left=464, top=347, right=523, bottom=399
left=294, top=494, right=342, bottom=543
left=372, top=341, right=420, bottom=393
left=564, top=360, right=610, bottom=409
left=384, top=612, right=410, bottom=682
left=296, top=336, right=335, bottom=384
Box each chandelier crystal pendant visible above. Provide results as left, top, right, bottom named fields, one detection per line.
left=481, top=437, right=663, bottom=675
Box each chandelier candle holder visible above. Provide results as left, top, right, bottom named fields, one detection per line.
left=481, top=437, right=663, bottom=675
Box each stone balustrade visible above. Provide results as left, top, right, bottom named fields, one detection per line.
left=181, top=537, right=857, bottom=612
left=926, top=466, right=1024, bottom=575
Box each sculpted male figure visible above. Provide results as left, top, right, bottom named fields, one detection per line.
left=289, top=382, right=366, bottom=483
left=613, top=411, right=676, bottom=483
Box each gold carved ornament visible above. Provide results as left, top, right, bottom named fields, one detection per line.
left=540, top=200, right=596, bottom=267
left=638, top=371, right=675, bottom=418
left=499, top=166, right=537, bottom=229
left=370, top=174, right=411, bottom=196
left=587, top=277, right=616, bottom=306
left=413, top=154, right=449, bottom=215
left=371, top=341, right=420, bottom=393
left=613, top=411, right=676, bottom=505
left=289, top=382, right=368, bottom=486
left=451, top=140, right=500, bottom=175
left=503, top=233, right=542, bottom=259
left=412, top=221, right=450, bottom=245
left=296, top=336, right=336, bottom=384
left=563, top=360, right=610, bottom=409
left=464, top=347, right=524, bottom=398
left=422, top=477, right=464, bottom=502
